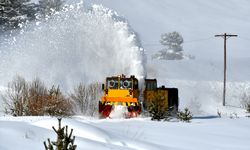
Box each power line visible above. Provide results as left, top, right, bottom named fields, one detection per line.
left=142, top=36, right=214, bottom=46
left=238, top=36, right=250, bottom=41
left=185, top=36, right=214, bottom=43
left=142, top=43, right=161, bottom=46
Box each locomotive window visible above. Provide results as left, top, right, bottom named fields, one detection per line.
left=134, top=80, right=138, bottom=89
left=153, top=82, right=157, bottom=89
left=146, top=82, right=157, bottom=90
left=107, top=79, right=118, bottom=89
left=149, top=83, right=153, bottom=90
left=120, top=79, right=132, bottom=89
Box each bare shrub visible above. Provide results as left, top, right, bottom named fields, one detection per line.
left=217, top=109, right=222, bottom=118
left=27, top=78, right=48, bottom=116
left=229, top=112, right=239, bottom=119
left=87, top=83, right=102, bottom=116
left=70, top=83, right=89, bottom=115
left=70, top=82, right=102, bottom=116
left=27, top=84, right=73, bottom=117
left=44, top=86, right=73, bottom=117
left=241, top=92, right=249, bottom=106
left=241, top=92, right=250, bottom=113
left=2, top=76, right=29, bottom=116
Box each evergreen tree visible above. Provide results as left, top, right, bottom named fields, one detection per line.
left=44, top=118, right=77, bottom=150
left=177, top=108, right=193, bottom=122
left=160, top=31, right=184, bottom=52
left=148, top=95, right=171, bottom=121
left=0, top=0, right=37, bottom=31
left=153, top=31, right=185, bottom=60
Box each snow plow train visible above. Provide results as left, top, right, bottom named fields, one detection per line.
left=99, top=75, right=179, bottom=118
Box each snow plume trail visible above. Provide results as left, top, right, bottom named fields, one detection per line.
left=0, top=2, right=146, bottom=90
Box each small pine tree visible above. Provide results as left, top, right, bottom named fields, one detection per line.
left=148, top=96, right=170, bottom=121
left=177, top=108, right=193, bottom=122
left=44, top=118, right=77, bottom=150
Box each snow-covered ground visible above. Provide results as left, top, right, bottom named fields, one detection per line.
left=0, top=0, right=250, bottom=149
left=0, top=116, right=250, bottom=150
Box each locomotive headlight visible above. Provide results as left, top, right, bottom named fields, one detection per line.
left=123, top=80, right=131, bottom=88
left=129, top=90, right=133, bottom=96
left=123, top=80, right=129, bottom=87
left=109, top=80, right=115, bottom=88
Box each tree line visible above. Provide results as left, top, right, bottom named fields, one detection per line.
left=2, top=75, right=102, bottom=117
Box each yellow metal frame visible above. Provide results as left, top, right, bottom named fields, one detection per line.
left=102, top=76, right=139, bottom=104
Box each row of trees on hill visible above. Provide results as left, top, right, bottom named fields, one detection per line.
left=2, top=75, right=102, bottom=117
left=0, top=0, right=63, bottom=31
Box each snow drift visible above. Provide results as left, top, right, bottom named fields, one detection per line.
left=1, top=116, right=250, bottom=150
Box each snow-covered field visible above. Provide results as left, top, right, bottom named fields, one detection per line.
left=0, top=0, right=250, bottom=149
left=0, top=116, right=250, bottom=150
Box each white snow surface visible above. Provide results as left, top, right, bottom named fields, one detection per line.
left=0, top=116, right=249, bottom=150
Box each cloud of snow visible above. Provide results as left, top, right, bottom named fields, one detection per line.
left=0, top=2, right=145, bottom=91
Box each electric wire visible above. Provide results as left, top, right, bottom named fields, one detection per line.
left=238, top=36, right=250, bottom=42
left=142, top=36, right=215, bottom=47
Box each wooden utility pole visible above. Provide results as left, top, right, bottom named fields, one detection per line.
left=215, top=33, right=237, bottom=106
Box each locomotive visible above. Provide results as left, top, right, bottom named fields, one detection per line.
left=98, top=75, right=179, bottom=118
